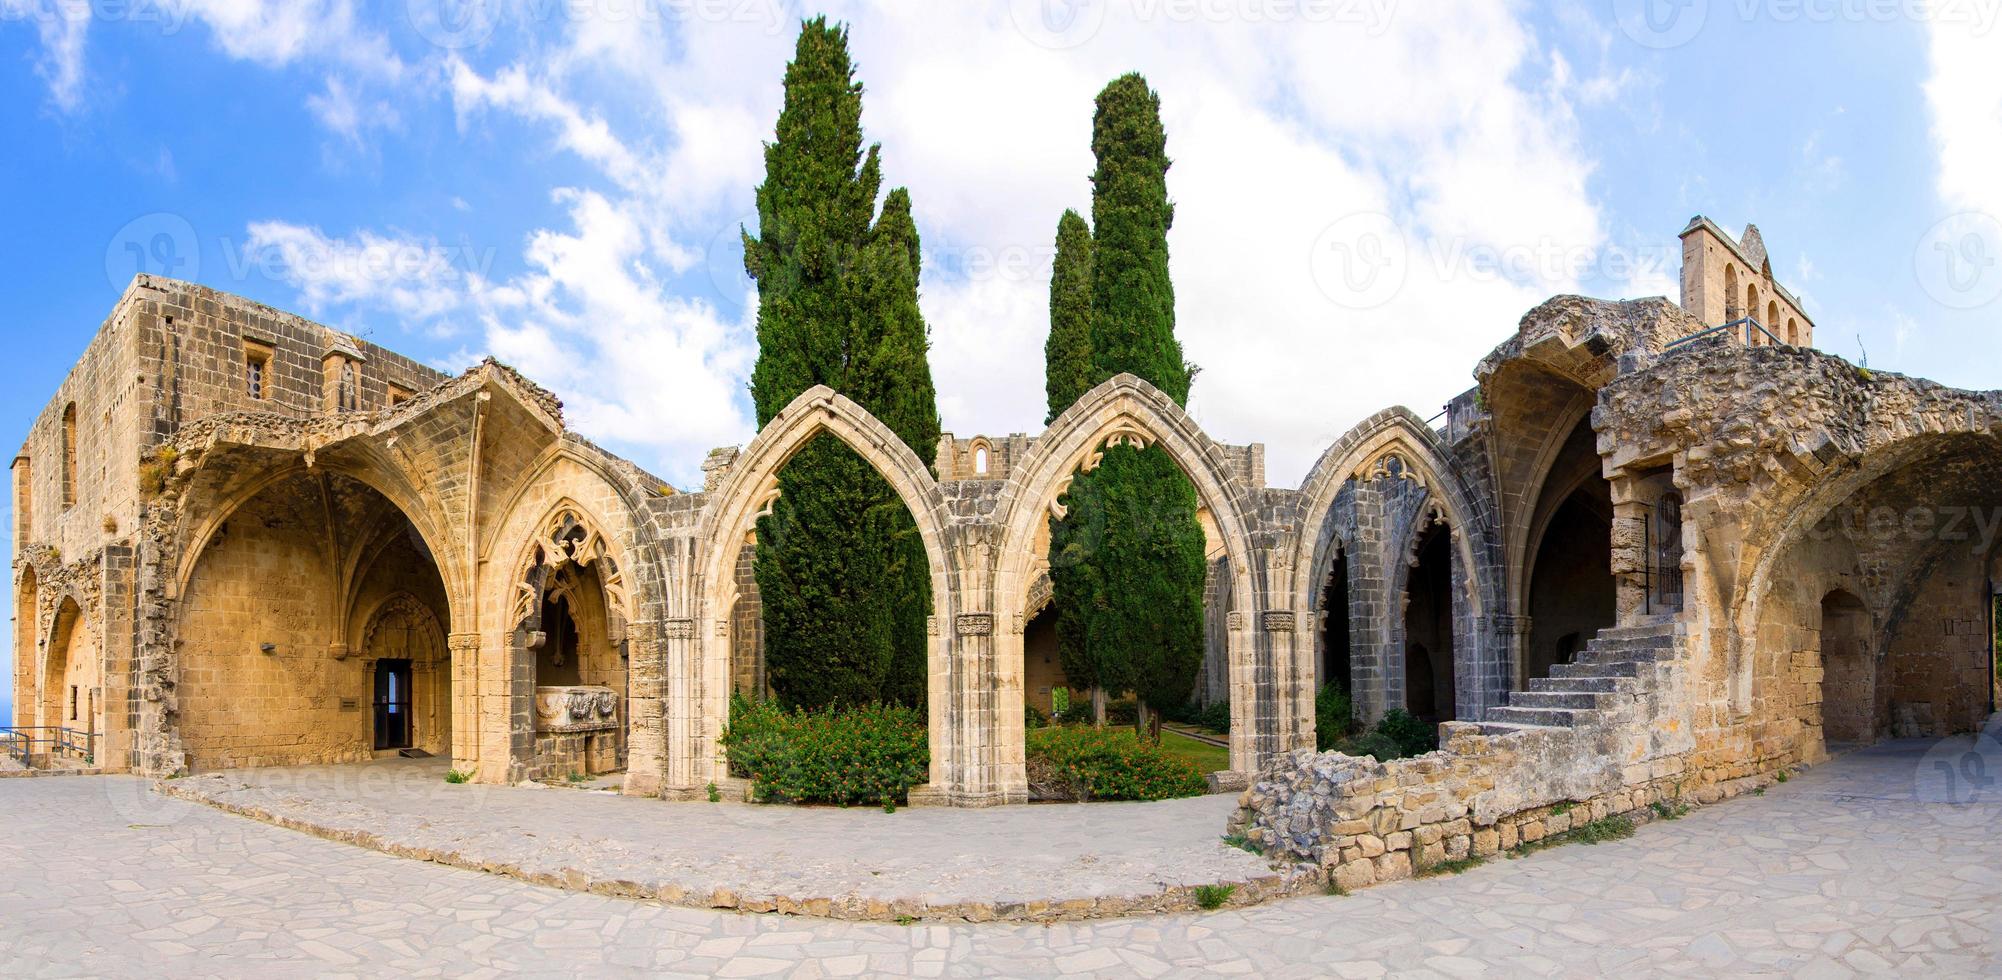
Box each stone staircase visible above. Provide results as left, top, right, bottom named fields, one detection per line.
left=1480, top=619, right=1681, bottom=735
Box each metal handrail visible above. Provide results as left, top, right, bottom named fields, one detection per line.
left=1665, top=316, right=1786, bottom=351
left=0, top=726, right=97, bottom=768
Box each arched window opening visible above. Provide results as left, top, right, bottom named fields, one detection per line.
left=60, top=403, right=76, bottom=509
left=1650, top=491, right=1685, bottom=613
left=974, top=445, right=989, bottom=475
left=1724, top=264, right=1740, bottom=321
left=1787, top=317, right=1800, bottom=346
left=536, top=592, right=584, bottom=687
left=1766, top=301, right=1780, bottom=343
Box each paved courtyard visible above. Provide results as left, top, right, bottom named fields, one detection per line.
left=2, top=738, right=1998, bottom=977
left=155, top=759, right=1281, bottom=921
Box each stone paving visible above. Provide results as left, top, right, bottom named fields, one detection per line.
left=0, top=738, right=1997, bottom=977
left=157, top=759, right=1288, bottom=922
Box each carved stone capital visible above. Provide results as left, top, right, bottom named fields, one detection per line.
left=955, top=613, right=994, bottom=636
left=1260, top=610, right=1298, bottom=632
left=664, top=619, right=696, bottom=639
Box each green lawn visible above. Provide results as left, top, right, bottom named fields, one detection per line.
left=1158, top=729, right=1230, bottom=774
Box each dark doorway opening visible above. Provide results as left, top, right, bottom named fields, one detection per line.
left=373, top=659, right=413, bottom=751
left=537, top=595, right=583, bottom=687
left=1321, top=551, right=1351, bottom=694
left=1819, top=590, right=1874, bottom=748
left=1405, top=522, right=1457, bottom=722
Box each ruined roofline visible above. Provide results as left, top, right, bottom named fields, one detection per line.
left=1679, top=215, right=1815, bottom=326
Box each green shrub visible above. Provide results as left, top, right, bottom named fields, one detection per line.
left=1105, top=698, right=1140, bottom=727
left=1373, top=709, right=1438, bottom=758
left=443, top=769, right=473, bottom=784
left=1026, top=726, right=1207, bottom=801
left=1196, top=699, right=1231, bottom=735
left=1025, top=704, right=1048, bottom=730
left=1315, top=686, right=1355, bottom=751
left=1193, top=884, right=1235, bottom=910
left=720, top=695, right=928, bottom=807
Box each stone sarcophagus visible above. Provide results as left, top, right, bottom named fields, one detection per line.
left=533, top=685, right=620, bottom=733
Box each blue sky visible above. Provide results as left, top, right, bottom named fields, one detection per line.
left=4, top=1, right=2002, bottom=710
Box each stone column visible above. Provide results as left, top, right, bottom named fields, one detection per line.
left=622, top=619, right=664, bottom=797
left=447, top=631, right=480, bottom=776
left=1609, top=484, right=1653, bottom=625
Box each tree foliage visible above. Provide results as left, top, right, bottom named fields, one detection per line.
left=1045, top=208, right=1095, bottom=424
left=745, top=18, right=938, bottom=710
left=1043, top=73, right=1208, bottom=737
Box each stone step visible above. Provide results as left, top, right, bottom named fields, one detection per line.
left=1483, top=705, right=1585, bottom=728
left=1476, top=720, right=1563, bottom=736
left=1528, top=675, right=1633, bottom=695
left=1551, top=660, right=1642, bottom=680
left=1591, top=621, right=1682, bottom=642
left=1505, top=690, right=1604, bottom=710
left=1581, top=640, right=1669, bottom=663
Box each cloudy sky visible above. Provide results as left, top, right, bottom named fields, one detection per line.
left=3, top=2, right=2001, bottom=556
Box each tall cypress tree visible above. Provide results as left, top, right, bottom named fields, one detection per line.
left=1045, top=209, right=1095, bottom=424
left=1044, top=208, right=1107, bottom=717
left=855, top=189, right=940, bottom=709
left=1047, top=72, right=1206, bottom=739
left=744, top=19, right=938, bottom=710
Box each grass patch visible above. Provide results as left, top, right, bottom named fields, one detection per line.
left=1512, top=814, right=1636, bottom=858
left=1775, top=769, right=1790, bottom=783
left=1549, top=801, right=1574, bottom=817
left=444, top=769, right=473, bottom=784
left=566, top=772, right=589, bottom=783
left=1415, top=854, right=1488, bottom=877
left=1221, top=833, right=1262, bottom=855
left=1194, top=884, right=1236, bottom=910
left=1650, top=800, right=1690, bottom=821
left=1157, top=728, right=1231, bottom=775
left=706, top=782, right=721, bottom=803
left=1324, top=877, right=1348, bottom=896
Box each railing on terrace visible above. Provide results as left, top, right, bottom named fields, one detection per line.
left=1664, top=316, right=1785, bottom=351
left=0, top=726, right=97, bottom=768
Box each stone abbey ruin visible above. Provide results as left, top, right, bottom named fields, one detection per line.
left=10, top=215, right=1999, bottom=856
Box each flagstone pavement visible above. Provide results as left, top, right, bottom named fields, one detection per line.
left=1, top=738, right=1998, bottom=977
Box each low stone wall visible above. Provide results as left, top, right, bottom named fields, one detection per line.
left=1227, top=723, right=1794, bottom=892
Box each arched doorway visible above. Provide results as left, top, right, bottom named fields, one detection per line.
left=1404, top=520, right=1456, bottom=722
left=1522, top=417, right=1617, bottom=685
left=41, top=598, right=99, bottom=763
left=13, top=566, right=36, bottom=730
left=1819, top=589, right=1873, bottom=748
left=177, top=470, right=452, bottom=771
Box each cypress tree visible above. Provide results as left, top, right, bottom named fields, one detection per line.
left=855, top=188, right=940, bottom=709
left=1047, top=72, right=1207, bottom=739
left=1045, top=209, right=1095, bottom=424
left=743, top=19, right=938, bottom=710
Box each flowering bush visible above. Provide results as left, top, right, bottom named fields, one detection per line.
left=720, top=695, right=928, bottom=807
left=1025, top=726, right=1207, bottom=802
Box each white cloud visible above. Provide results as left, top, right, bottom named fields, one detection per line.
left=1923, top=10, right=2002, bottom=218
left=3, top=0, right=91, bottom=110
left=228, top=1, right=1612, bottom=488
left=241, top=221, right=475, bottom=323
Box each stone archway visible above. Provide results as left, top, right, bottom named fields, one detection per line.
left=40, top=598, right=99, bottom=762
left=499, top=503, right=633, bottom=782
left=688, top=386, right=958, bottom=801
left=13, top=565, right=37, bottom=730
left=996, top=374, right=1270, bottom=776
left=360, top=593, right=451, bottom=757
left=1291, top=409, right=1492, bottom=727
left=173, top=468, right=453, bottom=772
